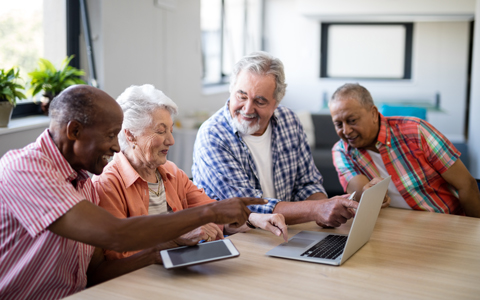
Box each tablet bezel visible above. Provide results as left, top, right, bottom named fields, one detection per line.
left=161, top=239, right=240, bottom=269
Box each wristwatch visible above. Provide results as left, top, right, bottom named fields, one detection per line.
left=246, top=218, right=257, bottom=229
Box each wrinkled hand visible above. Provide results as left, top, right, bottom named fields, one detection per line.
left=209, top=197, right=268, bottom=228
left=363, top=177, right=390, bottom=208
left=180, top=223, right=224, bottom=243
left=312, top=195, right=358, bottom=228
left=248, top=213, right=288, bottom=242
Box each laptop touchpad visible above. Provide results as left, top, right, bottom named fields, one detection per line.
left=282, top=237, right=316, bottom=248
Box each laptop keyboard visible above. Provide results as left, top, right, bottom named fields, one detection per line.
left=301, top=235, right=347, bottom=259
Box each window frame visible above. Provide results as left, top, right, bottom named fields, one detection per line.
left=320, top=22, right=413, bottom=80
left=12, top=1, right=80, bottom=119
left=201, top=0, right=265, bottom=87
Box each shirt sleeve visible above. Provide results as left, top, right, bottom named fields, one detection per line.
left=0, top=155, right=84, bottom=237
left=93, top=172, right=140, bottom=260
left=176, top=166, right=217, bottom=208
left=418, top=120, right=460, bottom=174
left=332, top=141, right=362, bottom=191
left=175, top=171, right=225, bottom=232
left=289, top=115, right=327, bottom=200
left=192, top=128, right=280, bottom=214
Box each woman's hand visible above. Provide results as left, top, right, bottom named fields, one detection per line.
left=180, top=223, right=224, bottom=243
left=151, top=224, right=223, bottom=264
left=248, top=213, right=288, bottom=242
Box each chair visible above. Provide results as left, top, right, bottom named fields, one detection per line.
left=379, top=104, right=427, bottom=120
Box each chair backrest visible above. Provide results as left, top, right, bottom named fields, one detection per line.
left=311, top=113, right=339, bottom=149
left=379, top=104, right=427, bottom=120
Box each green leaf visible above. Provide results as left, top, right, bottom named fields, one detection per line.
left=14, top=90, right=27, bottom=100
left=39, top=58, right=56, bottom=73
left=30, top=85, right=44, bottom=97
left=25, top=55, right=86, bottom=97
left=0, top=67, right=26, bottom=105
left=2, top=88, right=13, bottom=98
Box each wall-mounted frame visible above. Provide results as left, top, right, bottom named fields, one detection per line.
left=320, top=22, right=413, bottom=80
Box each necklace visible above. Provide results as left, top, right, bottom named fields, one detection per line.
left=148, top=171, right=162, bottom=197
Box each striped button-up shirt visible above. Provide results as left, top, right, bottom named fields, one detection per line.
left=0, top=129, right=98, bottom=300
left=332, top=114, right=463, bottom=215
left=192, top=101, right=326, bottom=214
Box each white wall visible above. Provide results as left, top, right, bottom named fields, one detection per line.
left=296, top=0, right=475, bottom=16
left=468, top=0, right=480, bottom=178
left=0, top=125, right=49, bottom=157
left=43, top=0, right=67, bottom=63
left=82, top=0, right=479, bottom=173
left=85, top=0, right=229, bottom=118
left=264, top=0, right=473, bottom=142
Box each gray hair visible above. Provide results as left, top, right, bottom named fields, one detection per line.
left=49, top=85, right=97, bottom=126
left=116, top=84, right=178, bottom=151
left=330, top=83, right=374, bottom=108
left=229, top=51, right=287, bottom=103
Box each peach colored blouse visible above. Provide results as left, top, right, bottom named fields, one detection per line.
left=92, top=152, right=219, bottom=260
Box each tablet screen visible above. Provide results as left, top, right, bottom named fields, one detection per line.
left=161, top=239, right=239, bottom=269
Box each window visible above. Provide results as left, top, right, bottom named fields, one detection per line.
left=0, top=0, right=69, bottom=118
left=320, top=23, right=413, bottom=79
left=201, top=0, right=263, bottom=86
left=0, top=0, right=43, bottom=86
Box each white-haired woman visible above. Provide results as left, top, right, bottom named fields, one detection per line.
left=92, top=84, right=287, bottom=261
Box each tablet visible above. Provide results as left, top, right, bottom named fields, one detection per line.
left=160, top=239, right=240, bottom=269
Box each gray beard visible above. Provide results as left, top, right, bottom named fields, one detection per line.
left=232, top=115, right=261, bottom=135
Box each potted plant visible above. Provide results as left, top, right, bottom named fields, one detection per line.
left=0, top=67, right=27, bottom=127
left=28, top=55, right=86, bottom=115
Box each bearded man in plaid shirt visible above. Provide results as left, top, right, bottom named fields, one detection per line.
left=329, top=83, right=480, bottom=217
left=193, top=52, right=359, bottom=228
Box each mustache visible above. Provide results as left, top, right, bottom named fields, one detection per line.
left=235, top=110, right=259, bottom=119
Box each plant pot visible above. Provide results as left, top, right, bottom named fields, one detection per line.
left=0, top=101, right=14, bottom=127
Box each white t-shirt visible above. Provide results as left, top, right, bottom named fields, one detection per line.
left=241, top=123, right=276, bottom=198
left=366, top=150, right=411, bottom=210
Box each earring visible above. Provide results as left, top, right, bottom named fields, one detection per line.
left=133, top=142, right=136, bottom=149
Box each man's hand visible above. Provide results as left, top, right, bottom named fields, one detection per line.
left=363, top=177, right=390, bottom=208
left=180, top=223, right=224, bottom=243
left=208, top=197, right=268, bottom=227
left=248, top=213, right=288, bottom=242
left=311, top=195, right=358, bottom=228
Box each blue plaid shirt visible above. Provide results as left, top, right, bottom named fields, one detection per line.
left=192, top=100, right=326, bottom=214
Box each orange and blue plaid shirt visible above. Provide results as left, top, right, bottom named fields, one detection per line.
left=332, top=114, right=464, bottom=215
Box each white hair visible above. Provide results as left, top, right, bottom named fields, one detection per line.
left=116, top=84, right=178, bottom=151
left=229, top=51, right=287, bottom=104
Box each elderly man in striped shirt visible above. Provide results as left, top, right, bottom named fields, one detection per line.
left=330, top=83, right=480, bottom=217
left=0, top=85, right=265, bottom=300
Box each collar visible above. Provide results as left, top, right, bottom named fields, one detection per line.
left=376, top=113, right=391, bottom=147
left=41, top=129, right=89, bottom=184
left=112, top=151, right=175, bottom=188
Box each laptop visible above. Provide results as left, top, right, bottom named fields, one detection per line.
left=266, top=176, right=391, bottom=266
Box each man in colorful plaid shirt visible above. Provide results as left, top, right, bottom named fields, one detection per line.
left=330, top=83, right=480, bottom=217
left=193, top=52, right=359, bottom=228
